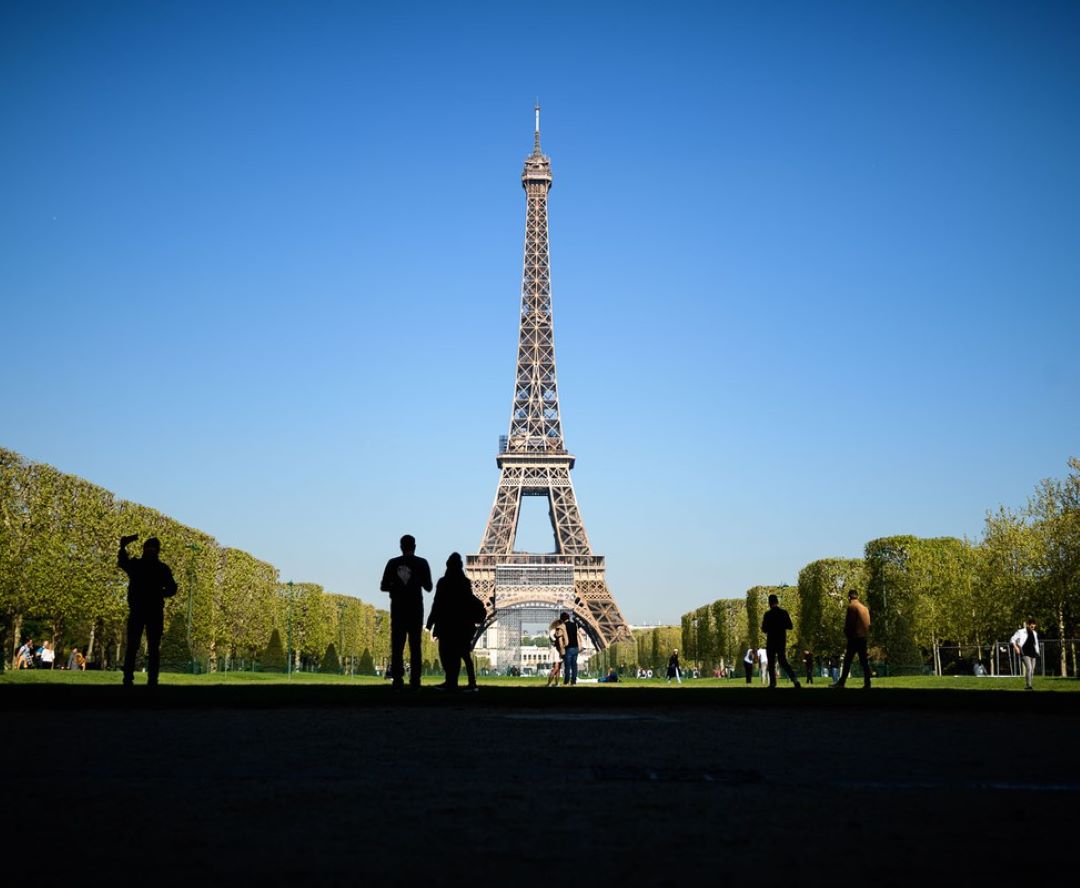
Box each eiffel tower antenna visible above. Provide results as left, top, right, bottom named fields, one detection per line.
left=467, top=109, right=632, bottom=650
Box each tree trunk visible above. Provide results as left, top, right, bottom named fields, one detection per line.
left=86, top=623, right=96, bottom=661
left=10, top=613, right=21, bottom=669
left=1058, top=602, right=1067, bottom=677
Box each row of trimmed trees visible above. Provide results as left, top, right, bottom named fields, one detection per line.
left=681, top=458, right=1080, bottom=676
left=0, top=447, right=394, bottom=672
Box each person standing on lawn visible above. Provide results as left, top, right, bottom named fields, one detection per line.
left=761, top=594, right=801, bottom=688
left=833, top=590, right=871, bottom=689
left=380, top=534, right=433, bottom=690
left=119, top=534, right=178, bottom=688
left=1010, top=619, right=1040, bottom=690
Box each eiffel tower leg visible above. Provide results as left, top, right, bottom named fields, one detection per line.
left=479, top=467, right=523, bottom=554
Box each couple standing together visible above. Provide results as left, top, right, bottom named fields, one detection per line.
left=380, top=534, right=482, bottom=692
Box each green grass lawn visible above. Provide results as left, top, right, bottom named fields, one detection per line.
left=3, top=669, right=1077, bottom=691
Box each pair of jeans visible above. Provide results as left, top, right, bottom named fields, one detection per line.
left=837, top=637, right=870, bottom=687
left=390, top=600, right=423, bottom=686
left=563, top=646, right=579, bottom=685
left=123, top=606, right=164, bottom=685
left=766, top=646, right=799, bottom=686
left=1022, top=655, right=1037, bottom=688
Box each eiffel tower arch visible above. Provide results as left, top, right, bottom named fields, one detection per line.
left=467, top=108, right=632, bottom=650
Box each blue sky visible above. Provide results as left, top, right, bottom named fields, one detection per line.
left=2, top=1, right=1078, bottom=624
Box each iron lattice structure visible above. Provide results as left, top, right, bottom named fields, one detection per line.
left=467, top=109, right=632, bottom=650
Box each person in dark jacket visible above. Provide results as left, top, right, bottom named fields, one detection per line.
left=761, top=593, right=801, bottom=688
left=427, top=552, right=479, bottom=692
left=803, top=650, right=815, bottom=684
left=666, top=649, right=682, bottom=683
left=380, top=534, right=433, bottom=690
left=119, top=534, right=177, bottom=687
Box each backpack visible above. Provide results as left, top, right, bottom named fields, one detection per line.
left=467, top=593, right=487, bottom=626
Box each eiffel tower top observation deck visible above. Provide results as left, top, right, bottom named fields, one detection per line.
left=506, top=105, right=566, bottom=458
left=467, top=108, right=632, bottom=649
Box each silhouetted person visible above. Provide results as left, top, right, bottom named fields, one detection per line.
left=380, top=534, right=433, bottom=690
left=667, top=649, right=682, bottom=683
left=1010, top=619, right=1040, bottom=690
left=119, top=534, right=177, bottom=687
left=761, top=593, right=801, bottom=688
left=803, top=650, right=814, bottom=684
left=427, top=552, right=478, bottom=692
left=560, top=611, right=580, bottom=685
left=834, top=589, right=871, bottom=688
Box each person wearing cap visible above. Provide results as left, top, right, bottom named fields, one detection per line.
left=118, top=534, right=178, bottom=687
left=761, top=593, right=801, bottom=688
left=1009, top=619, right=1040, bottom=690
left=833, top=589, right=871, bottom=688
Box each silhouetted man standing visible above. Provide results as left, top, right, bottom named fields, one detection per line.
left=119, top=534, right=177, bottom=687
left=761, top=593, right=801, bottom=688
left=834, top=589, right=871, bottom=688
left=380, top=534, right=433, bottom=690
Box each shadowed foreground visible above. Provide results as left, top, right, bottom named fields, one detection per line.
left=3, top=685, right=1077, bottom=883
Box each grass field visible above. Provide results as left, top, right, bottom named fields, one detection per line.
left=3, top=668, right=1078, bottom=691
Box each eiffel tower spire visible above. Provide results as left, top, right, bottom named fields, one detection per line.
left=467, top=109, right=632, bottom=650
left=510, top=103, right=561, bottom=454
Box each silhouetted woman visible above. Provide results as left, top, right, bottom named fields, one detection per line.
left=427, top=553, right=479, bottom=692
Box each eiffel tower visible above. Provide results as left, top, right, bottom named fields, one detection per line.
left=466, top=108, right=632, bottom=649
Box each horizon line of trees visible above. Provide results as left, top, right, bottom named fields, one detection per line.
left=1, top=446, right=398, bottom=672
left=681, top=458, right=1080, bottom=677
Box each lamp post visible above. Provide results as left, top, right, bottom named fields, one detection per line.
left=286, top=581, right=294, bottom=678
left=185, top=543, right=201, bottom=675
left=877, top=547, right=905, bottom=677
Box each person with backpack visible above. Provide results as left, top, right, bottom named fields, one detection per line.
left=1010, top=619, right=1040, bottom=690
left=427, top=552, right=481, bottom=692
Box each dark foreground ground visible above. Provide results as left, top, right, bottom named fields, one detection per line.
left=4, top=686, right=1078, bottom=885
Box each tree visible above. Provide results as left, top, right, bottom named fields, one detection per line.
left=262, top=628, right=287, bottom=672
left=321, top=642, right=341, bottom=674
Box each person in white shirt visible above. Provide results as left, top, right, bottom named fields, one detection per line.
left=40, top=641, right=55, bottom=669
left=1010, top=620, right=1040, bottom=690
left=743, top=647, right=756, bottom=684
left=756, top=647, right=769, bottom=685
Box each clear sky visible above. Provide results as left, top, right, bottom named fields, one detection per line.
left=2, top=1, right=1078, bottom=624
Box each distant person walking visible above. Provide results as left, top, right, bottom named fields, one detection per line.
left=761, top=594, right=801, bottom=688
left=667, top=649, right=682, bottom=684
left=756, top=646, right=769, bottom=685
left=119, top=534, right=178, bottom=688
left=426, top=553, right=479, bottom=692
left=560, top=612, right=580, bottom=685
left=547, top=619, right=568, bottom=687
left=803, top=650, right=814, bottom=685
left=380, top=534, right=433, bottom=690
left=1010, top=619, right=1040, bottom=690
left=833, top=590, right=871, bottom=689
left=743, top=647, right=755, bottom=684
left=40, top=641, right=55, bottom=670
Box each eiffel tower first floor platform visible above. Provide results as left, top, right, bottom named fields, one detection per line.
left=465, top=552, right=632, bottom=649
